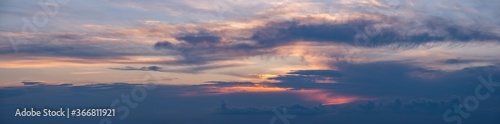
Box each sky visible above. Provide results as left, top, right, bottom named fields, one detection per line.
left=1, top=0, right=500, bottom=124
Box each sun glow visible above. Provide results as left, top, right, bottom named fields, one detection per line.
left=216, top=85, right=291, bottom=93
left=295, top=89, right=359, bottom=105
left=258, top=74, right=278, bottom=79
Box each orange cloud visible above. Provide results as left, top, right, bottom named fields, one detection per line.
left=295, top=89, right=360, bottom=105
left=180, top=83, right=363, bottom=105
left=0, top=56, right=176, bottom=68
left=179, top=84, right=291, bottom=96
left=213, top=85, right=291, bottom=94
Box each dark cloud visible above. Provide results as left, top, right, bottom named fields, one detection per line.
left=442, top=58, right=479, bottom=64
left=252, top=17, right=500, bottom=48
left=110, top=66, right=166, bottom=72
left=288, top=70, right=342, bottom=78
left=153, top=15, right=500, bottom=66
left=0, top=82, right=303, bottom=124
left=19, top=81, right=72, bottom=87
left=2, top=77, right=500, bottom=124
left=0, top=32, right=162, bottom=61
left=217, top=101, right=327, bottom=116
left=21, top=81, right=44, bottom=86
left=203, top=81, right=256, bottom=87
left=268, top=61, right=500, bottom=99
left=153, top=41, right=175, bottom=49
left=110, top=64, right=241, bottom=74
left=175, top=34, right=223, bottom=46
left=0, top=40, right=159, bottom=60
left=251, top=19, right=364, bottom=47
left=153, top=40, right=273, bottom=65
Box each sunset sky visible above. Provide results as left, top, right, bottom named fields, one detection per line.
left=1, top=0, right=500, bottom=124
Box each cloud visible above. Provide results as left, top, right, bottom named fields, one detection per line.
left=264, top=61, right=500, bottom=100
left=2, top=81, right=500, bottom=124
left=442, top=58, right=479, bottom=65
left=217, top=101, right=326, bottom=115
left=21, top=81, right=44, bottom=86
left=154, top=38, right=274, bottom=65
left=110, top=64, right=242, bottom=74
left=267, top=70, right=343, bottom=88
left=3, top=0, right=499, bottom=69
left=175, top=34, right=223, bottom=45
left=0, top=32, right=160, bottom=59
left=151, top=13, right=500, bottom=66
left=110, top=66, right=166, bottom=72
left=253, top=16, right=500, bottom=47
left=20, top=81, right=72, bottom=86
left=1, top=0, right=500, bottom=123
